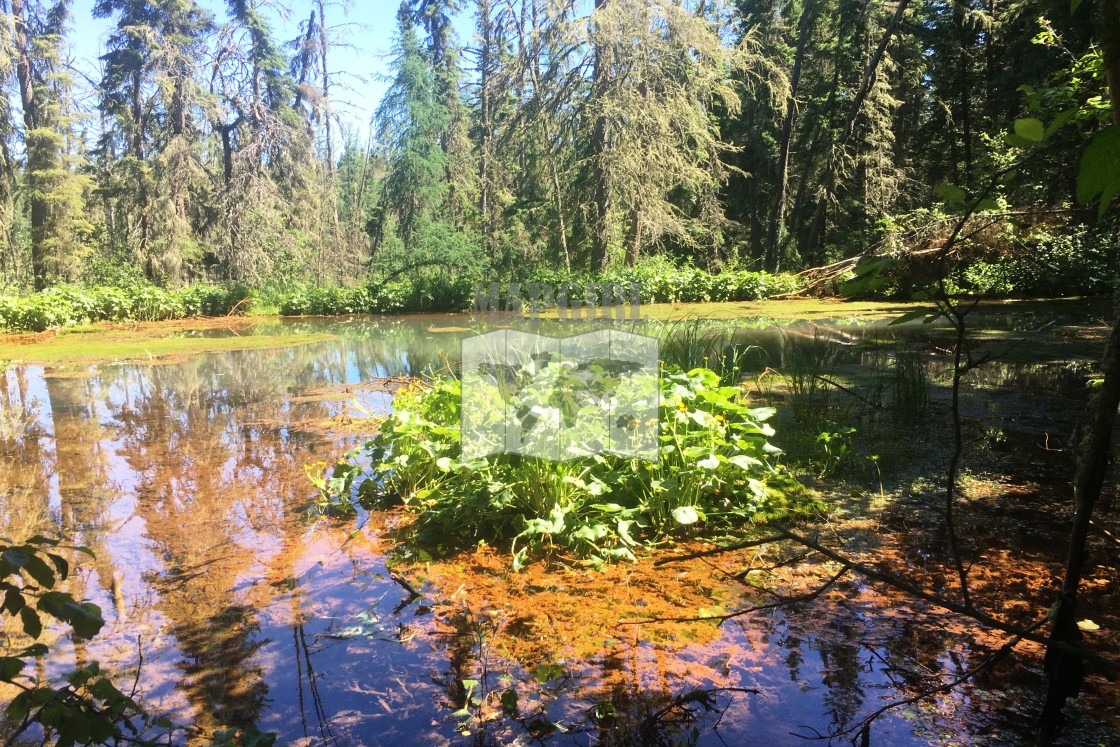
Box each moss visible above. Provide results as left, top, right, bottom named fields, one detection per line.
left=637, top=296, right=1106, bottom=322
left=0, top=322, right=337, bottom=365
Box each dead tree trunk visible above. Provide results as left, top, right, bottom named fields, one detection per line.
left=766, top=0, right=816, bottom=273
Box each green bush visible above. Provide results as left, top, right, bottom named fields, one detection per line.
left=958, top=225, right=1118, bottom=297
left=311, top=367, right=812, bottom=568
left=0, top=285, right=253, bottom=332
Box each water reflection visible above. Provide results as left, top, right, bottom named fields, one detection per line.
left=0, top=312, right=1110, bottom=745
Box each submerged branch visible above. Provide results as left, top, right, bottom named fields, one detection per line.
left=646, top=530, right=1117, bottom=672
left=794, top=618, right=1045, bottom=742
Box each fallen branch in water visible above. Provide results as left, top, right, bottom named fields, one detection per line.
left=634, top=529, right=1118, bottom=673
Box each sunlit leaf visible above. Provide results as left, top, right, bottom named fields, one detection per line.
left=935, top=184, right=966, bottom=204
left=1076, top=125, right=1120, bottom=220
left=1013, top=117, right=1045, bottom=143
left=672, top=506, right=701, bottom=525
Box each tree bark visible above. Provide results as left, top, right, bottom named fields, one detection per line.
left=589, top=0, right=612, bottom=273
left=477, top=0, right=495, bottom=261
left=317, top=0, right=341, bottom=277
left=624, top=205, right=641, bottom=267
left=11, top=0, right=50, bottom=290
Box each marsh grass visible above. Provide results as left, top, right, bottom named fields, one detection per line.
left=893, top=349, right=930, bottom=419
left=656, top=320, right=763, bottom=385
left=780, top=327, right=838, bottom=418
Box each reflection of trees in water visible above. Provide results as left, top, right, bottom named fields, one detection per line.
left=0, top=368, right=54, bottom=540
left=112, top=343, right=413, bottom=742
left=0, top=338, right=402, bottom=739
left=0, top=368, right=123, bottom=679
left=812, top=617, right=867, bottom=735
left=427, top=606, right=743, bottom=747
left=44, top=372, right=121, bottom=600
left=109, top=351, right=331, bottom=736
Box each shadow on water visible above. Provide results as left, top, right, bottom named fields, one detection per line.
left=0, top=306, right=1115, bottom=745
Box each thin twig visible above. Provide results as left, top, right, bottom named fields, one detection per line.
left=651, top=529, right=1117, bottom=671
left=793, top=617, right=1047, bottom=742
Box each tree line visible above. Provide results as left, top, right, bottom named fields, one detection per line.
left=0, top=0, right=1112, bottom=293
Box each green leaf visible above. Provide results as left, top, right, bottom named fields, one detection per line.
left=46, top=553, right=69, bottom=581
left=2, top=587, right=25, bottom=615
left=1044, top=109, right=1077, bottom=139
left=0, top=656, right=25, bottom=681
left=500, top=688, right=519, bottom=714
left=672, top=505, right=701, bottom=525
left=1, top=547, right=31, bottom=570
left=534, top=663, right=566, bottom=684
left=19, top=607, right=42, bottom=639
left=1071, top=0, right=1083, bottom=13
left=889, top=308, right=936, bottom=326
left=1076, top=125, right=1120, bottom=219
left=37, top=592, right=105, bottom=640
left=21, top=554, right=55, bottom=589
left=935, top=184, right=966, bottom=204
left=1013, top=117, right=1045, bottom=143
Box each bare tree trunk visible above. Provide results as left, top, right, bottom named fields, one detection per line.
left=11, top=0, right=49, bottom=290
left=624, top=205, right=641, bottom=267
left=1037, top=2, right=1120, bottom=740
left=478, top=0, right=495, bottom=262
left=317, top=0, right=341, bottom=279
left=956, top=2, right=974, bottom=181
left=549, top=160, right=572, bottom=273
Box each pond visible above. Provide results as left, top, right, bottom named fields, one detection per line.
left=1, top=301, right=1116, bottom=746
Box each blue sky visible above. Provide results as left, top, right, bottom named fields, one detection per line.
left=65, top=0, right=475, bottom=135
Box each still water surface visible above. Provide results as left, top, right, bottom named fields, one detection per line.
left=0, top=309, right=1108, bottom=745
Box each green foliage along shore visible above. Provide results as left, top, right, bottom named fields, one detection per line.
left=0, top=264, right=802, bottom=333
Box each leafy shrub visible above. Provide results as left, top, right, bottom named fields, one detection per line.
left=958, top=225, right=1118, bottom=297
left=0, top=285, right=253, bottom=332
left=311, top=367, right=811, bottom=568
left=276, top=261, right=801, bottom=318
left=1, top=535, right=146, bottom=744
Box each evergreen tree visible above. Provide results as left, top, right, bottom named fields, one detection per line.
left=11, top=0, right=92, bottom=290
left=95, top=0, right=213, bottom=284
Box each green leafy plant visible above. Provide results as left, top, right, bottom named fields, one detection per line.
left=311, top=367, right=812, bottom=568
left=0, top=535, right=148, bottom=745
left=0, top=285, right=253, bottom=332
left=815, top=428, right=856, bottom=478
